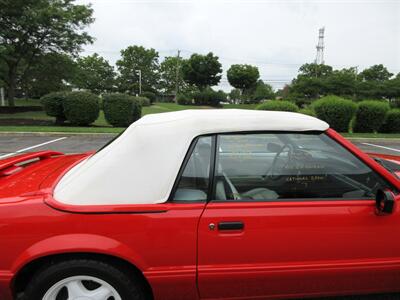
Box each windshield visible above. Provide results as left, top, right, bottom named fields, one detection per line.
left=374, top=157, right=400, bottom=180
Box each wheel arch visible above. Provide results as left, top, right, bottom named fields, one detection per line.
left=12, top=252, right=153, bottom=299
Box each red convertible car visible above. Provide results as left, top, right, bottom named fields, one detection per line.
left=1, top=109, right=400, bottom=300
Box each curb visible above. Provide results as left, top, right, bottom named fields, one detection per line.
left=344, top=137, right=400, bottom=141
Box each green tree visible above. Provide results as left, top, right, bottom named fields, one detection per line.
left=227, top=64, right=259, bottom=94
left=182, top=52, right=222, bottom=90
left=358, top=64, right=393, bottom=82
left=251, top=80, right=274, bottom=103
left=73, top=53, right=115, bottom=94
left=21, top=53, right=76, bottom=98
left=326, top=67, right=357, bottom=97
left=160, top=56, right=187, bottom=94
left=298, top=63, right=333, bottom=78
left=289, top=77, right=327, bottom=105
left=276, top=85, right=290, bottom=99
left=287, top=63, right=333, bottom=105
left=0, top=53, right=7, bottom=90
left=355, top=80, right=385, bottom=100
left=0, top=0, right=93, bottom=106
left=229, top=88, right=241, bottom=103
left=116, top=46, right=160, bottom=95
left=384, top=77, right=400, bottom=100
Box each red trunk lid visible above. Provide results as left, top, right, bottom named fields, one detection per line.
left=0, top=151, right=90, bottom=202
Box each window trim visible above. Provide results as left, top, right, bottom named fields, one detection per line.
left=326, top=128, right=399, bottom=193
left=210, top=131, right=393, bottom=203
left=168, top=134, right=216, bottom=203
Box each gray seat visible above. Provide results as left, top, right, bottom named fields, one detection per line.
left=242, top=188, right=279, bottom=201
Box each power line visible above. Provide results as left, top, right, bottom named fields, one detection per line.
left=82, top=47, right=400, bottom=73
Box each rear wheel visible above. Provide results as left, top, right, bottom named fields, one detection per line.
left=21, top=259, right=147, bottom=300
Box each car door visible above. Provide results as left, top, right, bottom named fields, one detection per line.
left=197, top=132, right=400, bottom=299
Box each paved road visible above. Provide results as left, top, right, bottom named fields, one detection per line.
left=0, top=133, right=115, bottom=158
left=0, top=133, right=400, bottom=158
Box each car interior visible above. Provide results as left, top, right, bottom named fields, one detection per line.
left=173, top=133, right=389, bottom=202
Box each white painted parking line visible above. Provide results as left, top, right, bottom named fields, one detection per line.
left=0, top=137, right=67, bottom=159
left=362, top=142, right=400, bottom=153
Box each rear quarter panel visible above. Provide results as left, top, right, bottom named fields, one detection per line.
left=0, top=197, right=204, bottom=300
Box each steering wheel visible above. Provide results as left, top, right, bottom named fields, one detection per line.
left=264, top=143, right=294, bottom=181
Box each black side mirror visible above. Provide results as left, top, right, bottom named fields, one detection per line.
left=375, top=189, right=395, bottom=215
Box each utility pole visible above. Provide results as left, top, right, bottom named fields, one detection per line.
left=135, top=70, right=142, bottom=96
left=0, top=87, right=4, bottom=106
left=314, top=27, right=325, bottom=65
left=174, top=50, right=181, bottom=103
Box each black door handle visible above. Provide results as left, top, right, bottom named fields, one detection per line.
left=218, top=221, right=244, bottom=231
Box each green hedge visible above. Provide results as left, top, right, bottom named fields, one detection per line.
left=312, top=96, right=357, bottom=132
left=380, top=109, right=400, bottom=133
left=177, top=94, right=192, bottom=105
left=140, top=91, right=156, bottom=104
left=256, top=100, right=299, bottom=112
left=40, top=92, right=68, bottom=124
left=390, top=99, right=400, bottom=109
left=135, top=96, right=151, bottom=107
left=103, top=93, right=141, bottom=127
left=193, top=89, right=225, bottom=107
left=298, top=108, right=315, bottom=117
left=353, top=100, right=390, bottom=133
left=63, top=91, right=100, bottom=126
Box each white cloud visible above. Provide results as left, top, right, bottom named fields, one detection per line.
left=79, top=0, right=400, bottom=91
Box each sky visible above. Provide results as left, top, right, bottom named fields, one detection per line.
left=77, top=0, right=400, bottom=91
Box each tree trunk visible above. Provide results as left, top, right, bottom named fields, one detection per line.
left=7, top=63, right=17, bottom=107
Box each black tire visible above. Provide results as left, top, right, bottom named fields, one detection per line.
left=21, top=259, right=147, bottom=300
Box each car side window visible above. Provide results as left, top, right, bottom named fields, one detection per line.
left=214, top=133, right=389, bottom=201
left=173, top=136, right=212, bottom=201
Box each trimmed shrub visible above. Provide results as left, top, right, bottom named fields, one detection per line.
left=177, top=94, right=192, bottom=105
left=40, top=92, right=68, bottom=124
left=299, top=108, right=315, bottom=117
left=312, top=96, right=357, bottom=132
left=135, top=96, right=151, bottom=107
left=256, top=100, right=299, bottom=112
left=390, top=99, right=400, bottom=109
left=103, top=93, right=141, bottom=127
left=380, top=109, right=400, bottom=133
left=193, top=89, right=225, bottom=107
left=63, top=91, right=100, bottom=126
left=140, top=91, right=156, bottom=104
left=353, top=100, right=390, bottom=133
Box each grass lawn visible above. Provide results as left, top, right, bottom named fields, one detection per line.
left=15, top=98, right=42, bottom=106
left=341, top=133, right=400, bottom=139
left=0, top=125, right=124, bottom=133
left=0, top=102, right=214, bottom=133
left=1, top=101, right=399, bottom=138
left=142, top=102, right=211, bottom=115
left=222, top=103, right=259, bottom=110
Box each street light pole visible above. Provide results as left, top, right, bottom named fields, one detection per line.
left=0, top=87, right=4, bottom=106
left=174, top=50, right=181, bottom=103
left=135, top=70, right=142, bottom=96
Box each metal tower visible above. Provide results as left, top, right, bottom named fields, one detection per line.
left=314, top=27, right=325, bottom=64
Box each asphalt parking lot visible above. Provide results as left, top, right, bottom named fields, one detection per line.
left=1, top=133, right=400, bottom=159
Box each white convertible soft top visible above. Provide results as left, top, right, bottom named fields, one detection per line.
left=54, top=109, right=329, bottom=205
